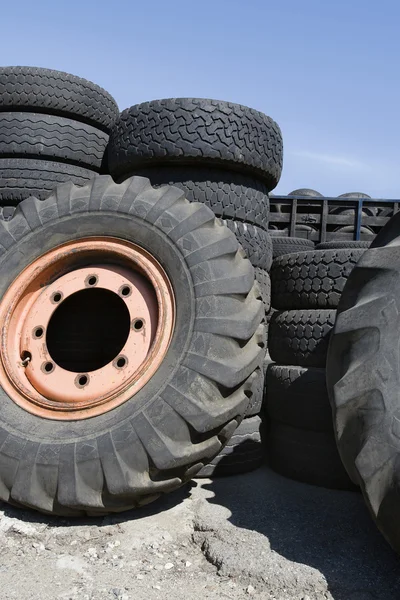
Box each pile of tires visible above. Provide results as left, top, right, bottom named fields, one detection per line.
left=107, top=98, right=284, bottom=476
left=0, top=67, right=119, bottom=215
left=266, top=242, right=367, bottom=489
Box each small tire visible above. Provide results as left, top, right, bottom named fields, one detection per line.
left=271, top=236, right=314, bottom=259
left=108, top=98, right=283, bottom=191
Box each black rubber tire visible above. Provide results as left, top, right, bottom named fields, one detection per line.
left=316, top=241, right=371, bottom=250
left=0, top=159, right=96, bottom=205
left=0, top=66, right=119, bottom=132
left=115, top=166, right=270, bottom=230
left=0, top=113, right=107, bottom=171
left=224, top=220, right=272, bottom=270
left=246, top=357, right=270, bottom=417
left=288, top=188, right=323, bottom=197
left=255, top=267, right=271, bottom=316
left=271, top=249, right=365, bottom=310
left=338, top=192, right=371, bottom=199
left=327, top=211, right=400, bottom=553
left=271, top=236, right=314, bottom=259
left=108, top=98, right=283, bottom=191
left=268, top=309, right=336, bottom=368
left=196, top=416, right=263, bottom=477
left=266, top=365, right=332, bottom=432
left=267, top=422, right=356, bottom=490
left=0, top=175, right=264, bottom=516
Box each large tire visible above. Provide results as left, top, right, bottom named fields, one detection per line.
left=115, top=166, right=270, bottom=230
left=268, top=309, right=336, bottom=368
left=316, top=241, right=371, bottom=250
left=266, top=365, right=332, bottom=432
left=224, top=220, right=272, bottom=270
left=288, top=188, right=323, bottom=197
left=254, top=267, right=271, bottom=315
left=108, top=99, right=283, bottom=191
left=271, top=236, right=314, bottom=259
left=327, top=211, right=400, bottom=553
left=0, top=66, right=119, bottom=132
left=0, top=159, right=96, bottom=204
left=197, top=415, right=263, bottom=477
left=271, top=249, right=365, bottom=309
left=267, top=422, right=356, bottom=490
left=0, top=113, right=107, bottom=171
left=0, top=175, right=264, bottom=515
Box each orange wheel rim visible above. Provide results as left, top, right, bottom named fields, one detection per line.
left=0, top=237, right=175, bottom=420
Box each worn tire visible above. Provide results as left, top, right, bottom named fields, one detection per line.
left=327, top=211, right=400, bottom=553
left=108, top=98, right=283, bottom=191
left=268, top=422, right=356, bottom=490
left=266, top=365, right=332, bottom=432
left=197, top=416, right=263, bottom=477
left=224, top=220, right=272, bottom=270
left=0, top=113, right=107, bottom=171
left=255, top=267, right=271, bottom=316
left=271, top=249, right=365, bottom=309
left=0, top=66, right=118, bottom=132
left=316, top=241, right=371, bottom=250
left=268, top=309, right=335, bottom=367
left=271, top=236, right=314, bottom=259
left=288, top=188, right=323, bottom=197
left=0, top=175, right=264, bottom=515
left=0, top=159, right=96, bottom=205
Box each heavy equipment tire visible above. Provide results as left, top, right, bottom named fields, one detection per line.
left=268, top=309, right=335, bottom=368
left=0, top=66, right=119, bottom=132
left=316, top=241, right=371, bottom=250
left=0, top=175, right=264, bottom=516
left=255, top=267, right=271, bottom=315
left=271, top=236, right=314, bottom=259
left=266, top=365, right=332, bottom=432
left=327, top=211, right=400, bottom=553
left=108, top=98, right=283, bottom=191
left=0, top=159, right=96, bottom=205
left=224, top=220, right=272, bottom=270
left=271, top=249, right=365, bottom=309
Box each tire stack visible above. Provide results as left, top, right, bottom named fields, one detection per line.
left=0, top=67, right=119, bottom=216
left=267, top=243, right=367, bottom=489
left=108, top=98, right=284, bottom=476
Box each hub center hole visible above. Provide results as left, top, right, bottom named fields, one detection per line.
left=46, top=288, right=131, bottom=373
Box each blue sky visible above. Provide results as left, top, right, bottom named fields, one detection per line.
left=1, top=0, right=399, bottom=197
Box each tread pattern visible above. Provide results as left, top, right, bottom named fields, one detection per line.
left=0, top=66, right=119, bottom=131
left=0, top=113, right=107, bottom=170
left=272, top=236, right=314, bottom=259
left=0, top=159, right=96, bottom=204
left=196, top=416, right=263, bottom=477
left=288, top=188, right=323, bottom=197
left=108, top=98, right=283, bottom=190
left=224, top=220, right=272, bottom=270
left=271, top=249, right=365, bottom=309
left=266, top=365, right=332, bottom=432
left=268, top=309, right=336, bottom=367
left=0, top=175, right=264, bottom=515
left=316, top=240, right=372, bottom=250
left=255, top=267, right=271, bottom=316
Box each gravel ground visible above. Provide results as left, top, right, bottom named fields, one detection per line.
left=0, top=466, right=398, bottom=600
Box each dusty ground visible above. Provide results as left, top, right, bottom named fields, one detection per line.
left=0, top=466, right=398, bottom=600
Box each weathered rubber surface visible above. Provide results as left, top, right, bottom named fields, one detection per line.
left=268, top=309, right=336, bottom=367
left=266, top=365, right=332, bottom=432
left=197, top=415, right=263, bottom=477
left=0, top=66, right=119, bottom=132
left=272, top=236, right=314, bottom=259
left=255, top=267, right=271, bottom=316
left=108, top=98, right=283, bottom=191
left=288, top=188, right=323, bottom=197
left=327, top=211, right=400, bottom=553
left=116, top=167, right=270, bottom=230
left=268, top=422, right=356, bottom=490
left=0, top=175, right=264, bottom=515
left=224, top=220, right=272, bottom=270
left=338, top=192, right=371, bottom=199
left=0, top=113, right=107, bottom=171
left=316, top=241, right=371, bottom=250
left=0, top=159, right=96, bottom=205
left=246, top=357, right=270, bottom=417
left=271, top=249, right=365, bottom=309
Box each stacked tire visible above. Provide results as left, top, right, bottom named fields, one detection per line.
left=267, top=244, right=366, bottom=489
left=0, top=67, right=119, bottom=214
left=108, top=98, right=284, bottom=475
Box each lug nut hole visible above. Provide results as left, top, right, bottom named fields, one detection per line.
left=75, top=374, right=89, bottom=388
left=120, top=285, right=131, bottom=297
left=33, top=326, right=44, bottom=339
left=51, top=292, right=62, bottom=304
left=114, top=355, right=127, bottom=369
left=132, top=318, right=144, bottom=332
left=86, top=275, right=98, bottom=287
left=42, top=361, right=54, bottom=374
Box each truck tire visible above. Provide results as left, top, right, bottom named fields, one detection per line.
left=271, top=249, right=365, bottom=309
left=255, top=268, right=271, bottom=315
left=316, top=241, right=371, bottom=250
left=327, top=211, right=400, bottom=553
left=266, top=365, right=332, bottom=432
left=288, top=188, right=323, bottom=197
left=271, top=237, right=314, bottom=259
left=0, top=175, right=264, bottom=515
left=108, top=98, right=283, bottom=191
left=0, top=66, right=119, bottom=132
left=224, top=220, right=272, bottom=270
left=268, top=309, right=336, bottom=368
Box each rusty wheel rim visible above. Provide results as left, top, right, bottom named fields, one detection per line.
left=0, top=237, right=175, bottom=420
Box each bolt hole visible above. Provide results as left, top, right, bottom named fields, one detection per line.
left=133, top=319, right=144, bottom=331
left=34, top=327, right=44, bottom=338
left=88, top=276, right=97, bottom=286
left=43, top=361, right=54, bottom=374
left=21, top=351, right=32, bottom=364
left=121, top=286, right=131, bottom=297
left=117, top=357, right=126, bottom=368
left=52, top=292, right=62, bottom=303
left=79, top=375, right=88, bottom=386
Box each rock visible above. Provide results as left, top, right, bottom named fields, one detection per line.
left=164, top=562, right=174, bottom=570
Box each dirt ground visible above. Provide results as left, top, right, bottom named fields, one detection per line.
left=0, top=466, right=398, bottom=600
